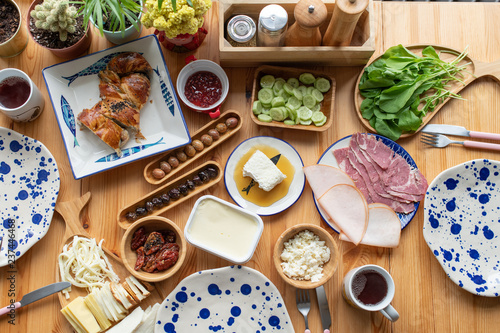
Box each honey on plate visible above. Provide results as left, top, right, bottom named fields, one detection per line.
left=233, top=145, right=295, bottom=207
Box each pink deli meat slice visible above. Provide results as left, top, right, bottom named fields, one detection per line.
left=318, top=184, right=368, bottom=245
left=303, top=164, right=355, bottom=198
left=339, top=203, right=401, bottom=248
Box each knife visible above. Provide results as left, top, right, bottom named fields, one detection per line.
left=316, top=285, right=331, bottom=333
left=422, top=124, right=500, bottom=140
left=0, top=281, right=71, bottom=316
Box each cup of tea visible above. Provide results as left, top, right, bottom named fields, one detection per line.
left=0, top=68, right=45, bottom=122
left=342, top=264, right=399, bottom=322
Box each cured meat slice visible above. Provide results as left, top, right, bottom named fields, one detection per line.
left=303, top=164, right=354, bottom=198
left=318, top=184, right=368, bottom=245
left=340, top=203, right=401, bottom=248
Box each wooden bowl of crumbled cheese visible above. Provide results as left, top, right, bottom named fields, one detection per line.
left=273, top=224, right=339, bottom=289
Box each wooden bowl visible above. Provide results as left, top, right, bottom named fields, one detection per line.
left=143, top=110, right=242, bottom=185
left=251, top=65, right=336, bottom=132
left=273, top=224, right=339, bottom=289
left=118, top=161, right=222, bottom=230
left=120, top=216, right=186, bottom=283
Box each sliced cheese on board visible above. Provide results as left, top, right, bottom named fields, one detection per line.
left=107, top=306, right=144, bottom=333
left=303, top=164, right=355, bottom=198
left=318, top=184, right=368, bottom=245
left=340, top=203, right=401, bottom=248
left=84, top=293, right=112, bottom=331
left=132, top=303, right=160, bottom=333
left=62, top=297, right=101, bottom=333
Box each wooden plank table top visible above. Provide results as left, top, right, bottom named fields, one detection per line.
left=2, top=1, right=500, bottom=332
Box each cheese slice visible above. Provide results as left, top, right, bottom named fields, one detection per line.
left=61, top=307, right=86, bottom=333
left=84, top=294, right=112, bottom=330
left=107, top=306, right=144, bottom=333
left=132, top=303, right=160, bottom=333
left=65, top=297, right=101, bottom=333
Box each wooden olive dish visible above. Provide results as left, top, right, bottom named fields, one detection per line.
left=251, top=65, right=336, bottom=132
left=354, top=44, right=500, bottom=138
left=118, top=161, right=222, bottom=229
left=120, top=216, right=186, bottom=283
left=143, top=110, right=242, bottom=185
left=273, top=223, right=339, bottom=289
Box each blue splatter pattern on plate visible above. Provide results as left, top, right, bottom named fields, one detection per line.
left=424, top=159, right=500, bottom=297
left=155, top=266, right=293, bottom=332
left=0, top=127, right=60, bottom=267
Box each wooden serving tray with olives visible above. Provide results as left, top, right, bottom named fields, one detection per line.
left=144, top=110, right=242, bottom=185
left=118, top=161, right=222, bottom=229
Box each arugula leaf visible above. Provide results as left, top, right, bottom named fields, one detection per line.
left=373, top=118, right=402, bottom=142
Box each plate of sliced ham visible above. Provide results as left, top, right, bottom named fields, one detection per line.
left=313, top=133, right=427, bottom=234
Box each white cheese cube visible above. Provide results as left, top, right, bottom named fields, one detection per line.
left=243, top=150, right=286, bottom=192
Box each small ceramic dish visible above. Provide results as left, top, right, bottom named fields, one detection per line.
left=176, top=59, right=229, bottom=119
left=273, top=224, right=339, bottom=289
left=251, top=65, right=336, bottom=132
left=184, top=195, right=264, bottom=264
left=121, top=216, right=186, bottom=282
left=143, top=110, right=242, bottom=185
left=118, top=161, right=222, bottom=229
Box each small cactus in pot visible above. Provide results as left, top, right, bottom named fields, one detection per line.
left=30, top=0, right=77, bottom=41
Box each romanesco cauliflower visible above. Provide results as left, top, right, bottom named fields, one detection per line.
left=142, top=0, right=212, bottom=38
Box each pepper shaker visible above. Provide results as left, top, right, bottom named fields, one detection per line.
left=322, top=0, right=369, bottom=46
left=257, top=5, right=288, bottom=47
left=284, top=0, right=327, bottom=47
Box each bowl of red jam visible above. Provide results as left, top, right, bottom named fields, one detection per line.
left=176, top=59, right=229, bottom=118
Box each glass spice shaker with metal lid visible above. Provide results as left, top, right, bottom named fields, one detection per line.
left=257, top=4, right=288, bottom=47
left=227, top=15, right=257, bottom=47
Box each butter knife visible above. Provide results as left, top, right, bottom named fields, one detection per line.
left=316, top=285, right=331, bottom=333
left=0, top=281, right=71, bottom=316
left=422, top=124, right=500, bottom=140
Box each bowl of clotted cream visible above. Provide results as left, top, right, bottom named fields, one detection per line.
left=184, top=195, right=264, bottom=264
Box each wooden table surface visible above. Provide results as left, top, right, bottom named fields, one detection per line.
left=2, top=1, right=500, bottom=332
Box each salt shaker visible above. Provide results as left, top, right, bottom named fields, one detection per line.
left=257, top=5, right=288, bottom=47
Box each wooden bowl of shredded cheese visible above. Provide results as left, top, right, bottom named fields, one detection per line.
left=273, top=224, right=339, bottom=289
left=121, top=216, right=186, bottom=282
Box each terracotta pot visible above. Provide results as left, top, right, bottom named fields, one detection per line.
left=155, top=23, right=208, bottom=53
left=0, top=0, right=28, bottom=58
left=27, top=0, right=92, bottom=59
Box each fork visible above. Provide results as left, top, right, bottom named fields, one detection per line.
left=296, top=289, right=311, bottom=333
left=421, top=133, right=500, bottom=151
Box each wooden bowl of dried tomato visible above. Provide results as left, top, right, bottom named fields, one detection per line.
left=120, top=216, right=186, bottom=282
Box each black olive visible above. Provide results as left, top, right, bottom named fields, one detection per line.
left=186, top=179, right=195, bottom=190
left=135, top=206, right=147, bottom=217
left=178, top=184, right=188, bottom=195
left=145, top=201, right=154, bottom=212
left=192, top=175, right=203, bottom=186
left=160, top=193, right=170, bottom=204
left=152, top=197, right=163, bottom=207
left=198, top=171, right=209, bottom=183
left=125, top=211, right=137, bottom=221
left=168, top=188, right=181, bottom=200
left=206, top=167, right=218, bottom=179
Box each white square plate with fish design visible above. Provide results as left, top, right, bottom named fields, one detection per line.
left=42, top=35, right=190, bottom=179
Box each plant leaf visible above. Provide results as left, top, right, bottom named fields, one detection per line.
left=373, top=118, right=402, bottom=141
left=186, top=0, right=193, bottom=7
left=172, top=0, right=176, bottom=12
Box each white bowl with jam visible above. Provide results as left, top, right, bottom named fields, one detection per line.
left=184, top=195, right=263, bottom=264
left=176, top=59, right=229, bottom=119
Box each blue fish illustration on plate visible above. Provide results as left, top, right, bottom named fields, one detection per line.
left=95, top=137, right=165, bottom=162
left=60, top=95, right=79, bottom=147
left=153, top=66, right=175, bottom=116
left=61, top=52, right=124, bottom=86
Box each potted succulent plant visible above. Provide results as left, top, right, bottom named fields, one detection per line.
left=78, top=0, right=143, bottom=44
left=141, top=0, right=212, bottom=52
left=0, top=0, right=28, bottom=58
left=28, top=0, right=92, bottom=58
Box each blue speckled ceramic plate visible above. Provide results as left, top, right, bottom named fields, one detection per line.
left=224, top=136, right=305, bottom=216
left=424, top=159, right=500, bottom=297
left=42, top=35, right=190, bottom=179
left=316, top=134, right=420, bottom=233
left=0, top=127, right=60, bottom=267
left=155, top=265, right=293, bottom=332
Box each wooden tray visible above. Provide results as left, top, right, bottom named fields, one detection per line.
left=54, top=193, right=163, bottom=327
left=251, top=65, right=336, bottom=131
left=354, top=44, right=500, bottom=138
left=119, top=161, right=223, bottom=229
left=218, top=0, right=375, bottom=67
left=143, top=110, right=242, bottom=185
